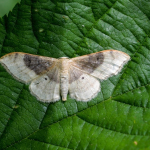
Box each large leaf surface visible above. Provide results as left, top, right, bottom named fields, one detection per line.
left=0, top=0, right=150, bottom=149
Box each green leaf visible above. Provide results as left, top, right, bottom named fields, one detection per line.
left=0, top=0, right=150, bottom=149
left=0, top=0, right=21, bottom=17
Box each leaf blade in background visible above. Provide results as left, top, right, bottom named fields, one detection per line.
left=0, top=0, right=21, bottom=17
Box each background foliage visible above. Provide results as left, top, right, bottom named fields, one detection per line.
left=0, top=0, right=21, bottom=17
left=0, top=0, right=150, bottom=149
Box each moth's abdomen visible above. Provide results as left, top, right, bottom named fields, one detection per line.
left=61, top=74, right=69, bottom=101
left=60, top=59, right=69, bottom=101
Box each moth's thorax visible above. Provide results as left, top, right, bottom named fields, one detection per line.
left=59, top=57, right=68, bottom=59
left=59, top=58, right=69, bottom=73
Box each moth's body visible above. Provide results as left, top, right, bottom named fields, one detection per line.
left=59, top=58, right=69, bottom=101
left=0, top=50, right=130, bottom=103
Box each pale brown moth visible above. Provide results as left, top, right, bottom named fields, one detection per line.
left=0, top=50, right=130, bottom=103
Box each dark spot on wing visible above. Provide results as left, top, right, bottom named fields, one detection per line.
left=13, top=53, right=19, bottom=62
left=73, top=52, right=104, bottom=73
left=47, top=67, right=60, bottom=83
left=15, top=53, right=18, bottom=59
left=110, top=50, right=115, bottom=59
left=24, top=54, right=53, bottom=75
left=69, top=66, right=83, bottom=83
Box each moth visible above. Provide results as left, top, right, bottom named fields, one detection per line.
left=0, top=50, right=130, bottom=103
